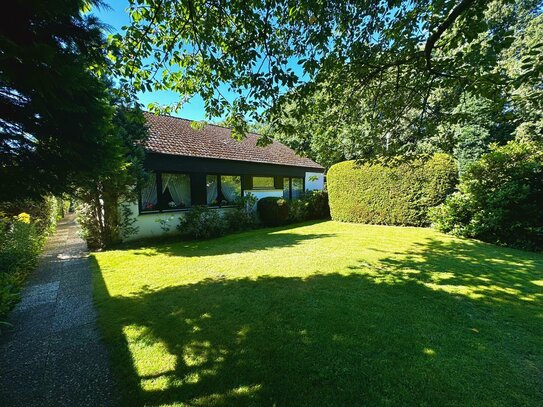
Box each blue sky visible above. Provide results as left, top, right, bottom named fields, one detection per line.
left=95, top=0, right=210, bottom=121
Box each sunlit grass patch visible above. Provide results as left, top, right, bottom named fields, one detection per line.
left=93, top=221, right=543, bottom=406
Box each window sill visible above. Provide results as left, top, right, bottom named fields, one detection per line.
left=139, top=208, right=191, bottom=215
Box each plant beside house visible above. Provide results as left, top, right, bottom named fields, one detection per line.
left=257, top=197, right=290, bottom=226
left=0, top=196, right=63, bottom=322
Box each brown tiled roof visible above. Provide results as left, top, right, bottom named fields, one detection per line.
left=143, top=112, right=324, bottom=170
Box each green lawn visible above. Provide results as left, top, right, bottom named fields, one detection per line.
left=92, top=221, right=543, bottom=406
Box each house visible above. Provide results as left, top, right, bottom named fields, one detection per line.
left=126, top=112, right=325, bottom=239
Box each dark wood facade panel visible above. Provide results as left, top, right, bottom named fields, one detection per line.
left=144, top=153, right=323, bottom=177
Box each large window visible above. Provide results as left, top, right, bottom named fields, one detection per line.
left=282, top=177, right=305, bottom=200
left=207, top=174, right=241, bottom=206
left=206, top=175, right=219, bottom=205
left=140, top=173, right=158, bottom=211
left=162, top=173, right=191, bottom=209
left=283, top=177, right=290, bottom=199
left=221, top=176, right=241, bottom=204
left=140, top=172, right=191, bottom=212
left=292, top=177, right=304, bottom=199
left=252, top=176, right=275, bottom=189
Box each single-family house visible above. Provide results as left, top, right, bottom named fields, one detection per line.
left=127, top=112, right=325, bottom=239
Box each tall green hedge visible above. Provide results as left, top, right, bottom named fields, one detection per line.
left=327, top=154, right=457, bottom=226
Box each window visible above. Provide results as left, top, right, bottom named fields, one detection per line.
left=206, top=175, right=219, bottom=205
left=207, top=174, right=242, bottom=206
left=140, top=173, right=158, bottom=212
left=220, top=175, right=241, bottom=204
left=140, top=172, right=191, bottom=213
left=252, top=176, right=275, bottom=189
left=162, top=173, right=191, bottom=209
left=283, top=177, right=290, bottom=199
left=292, top=177, right=304, bottom=199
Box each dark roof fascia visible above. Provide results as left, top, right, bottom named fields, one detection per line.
left=144, top=152, right=324, bottom=177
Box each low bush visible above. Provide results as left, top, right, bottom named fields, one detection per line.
left=287, top=198, right=308, bottom=223
left=430, top=141, right=543, bottom=250
left=0, top=213, right=45, bottom=322
left=286, top=191, right=330, bottom=222
left=178, top=206, right=228, bottom=239
left=327, top=153, right=457, bottom=226
left=304, top=190, right=330, bottom=220
left=223, top=194, right=259, bottom=232
left=257, top=197, right=290, bottom=226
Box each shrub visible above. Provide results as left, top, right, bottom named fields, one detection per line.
left=430, top=141, right=543, bottom=250
left=327, top=153, right=457, bottom=226
left=0, top=214, right=44, bottom=321
left=287, top=198, right=308, bottom=223
left=257, top=197, right=290, bottom=226
left=178, top=206, right=228, bottom=239
left=223, top=193, right=259, bottom=232
left=0, top=195, right=61, bottom=235
left=304, top=190, right=330, bottom=220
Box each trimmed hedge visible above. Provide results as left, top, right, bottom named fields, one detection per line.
left=327, top=154, right=457, bottom=226
left=257, top=197, right=290, bottom=226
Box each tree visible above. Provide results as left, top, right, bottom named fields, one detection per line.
left=0, top=0, right=112, bottom=200
left=113, top=0, right=539, bottom=155
left=75, top=93, right=148, bottom=249
left=270, top=1, right=541, bottom=165
left=430, top=140, right=543, bottom=250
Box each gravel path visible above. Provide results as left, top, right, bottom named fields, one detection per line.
left=0, top=215, right=118, bottom=406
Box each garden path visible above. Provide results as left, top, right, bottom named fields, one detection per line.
left=0, top=214, right=118, bottom=406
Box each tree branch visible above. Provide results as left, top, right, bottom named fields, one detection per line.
left=424, top=0, right=478, bottom=70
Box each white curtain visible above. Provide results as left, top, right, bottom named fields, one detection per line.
left=162, top=173, right=191, bottom=208
left=141, top=173, right=158, bottom=210
left=206, top=175, right=218, bottom=205
left=221, top=176, right=241, bottom=203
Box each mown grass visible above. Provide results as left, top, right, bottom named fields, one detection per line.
left=92, top=221, right=543, bottom=406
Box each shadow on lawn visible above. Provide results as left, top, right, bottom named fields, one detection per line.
left=130, top=223, right=336, bottom=258
left=92, top=236, right=543, bottom=407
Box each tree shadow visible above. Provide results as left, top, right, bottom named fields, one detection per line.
left=351, top=237, right=543, bottom=307
left=125, top=222, right=336, bottom=258
left=91, top=239, right=543, bottom=406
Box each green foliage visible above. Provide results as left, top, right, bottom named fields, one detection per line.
left=453, top=125, right=491, bottom=178
left=76, top=102, right=148, bottom=249
left=1, top=0, right=113, bottom=200
left=114, top=0, right=540, bottom=161
left=223, top=194, right=259, bottom=232
left=328, top=154, right=457, bottom=226
left=304, top=190, right=330, bottom=220
left=287, top=199, right=308, bottom=223
left=0, top=215, right=47, bottom=321
left=269, top=2, right=540, bottom=164
left=0, top=196, right=62, bottom=235
left=430, top=141, right=543, bottom=250
left=257, top=197, right=290, bottom=227
left=178, top=206, right=228, bottom=239
left=287, top=190, right=331, bottom=222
